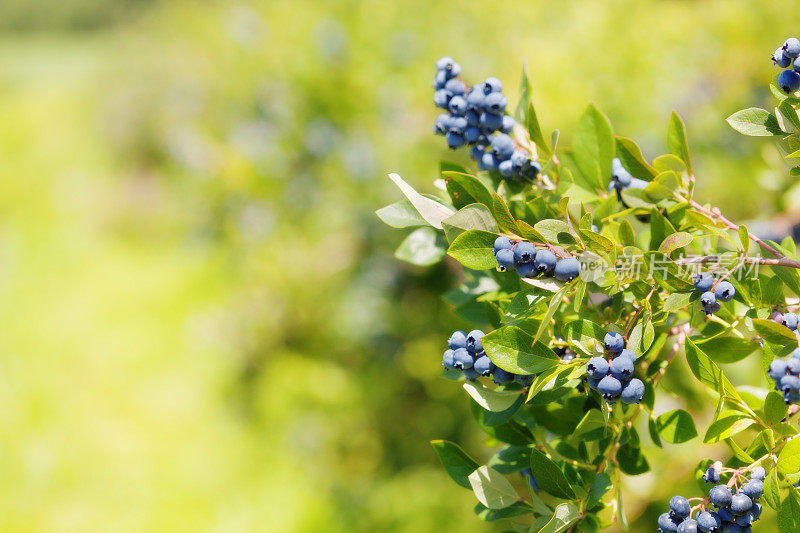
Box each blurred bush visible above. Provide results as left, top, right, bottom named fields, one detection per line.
left=0, top=0, right=797, bottom=531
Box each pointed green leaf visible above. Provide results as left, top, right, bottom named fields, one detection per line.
left=431, top=440, right=481, bottom=489
left=529, top=449, right=576, bottom=499
left=726, top=108, right=785, bottom=137
left=388, top=172, right=455, bottom=229
left=468, top=465, right=520, bottom=509
left=656, top=409, right=698, bottom=443
left=659, top=232, right=692, bottom=254
left=447, top=229, right=499, bottom=270
left=482, top=325, right=561, bottom=375
left=668, top=111, right=692, bottom=174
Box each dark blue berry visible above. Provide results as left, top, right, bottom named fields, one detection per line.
left=730, top=493, right=752, bottom=515
left=778, top=69, right=800, bottom=93
left=464, top=126, right=481, bottom=144
left=553, top=258, right=581, bottom=281
left=513, top=242, right=536, bottom=264
left=492, top=367, right=514, bottom=384
left=678, top=519, right=698, bottom=533
left=474, top=355, right=494, bottom=376
left=483, top=92, right=507, bottom=115
left=784, top=37, right=800, bottom=59
left=446, top=131, right=465, bottom=149
left=586, top=357, right=609, bottom=378
left=493, top=236, right=512, bottom=253
left=774, top=47, right=791, bottom=68
left=693, top=272, right=714, bottom=292
left=658, top=512, right=682, bottom=532
left=482, top=77, right=503, bottom=94
left=515, top=262, right=536, bottom=278
left=479, top=112, right=503, bottom=131
left=704, top=465, right=720, bottom=484
left=597, top=375, right=622, bottom=400
left=462, top=367, right=479, bottom=381
left=700, top=291, right=717, bottom=308
left=466, top=330, right=485, bottom=354
left=696, top=511, right=721, bottom=532
left=714, top=281, right=735, bottom=302
left=669, top=495, right=691, bottom=519
left=514, top=374, right=534, bottom=386
left=533, top=250, right=557, bottom=276
left=741, top=480, right=763, bottom=500
left=616, top=348, right=636, bottom=364
left=610, top=356, right=634, bottom=381
left=620, top=378, right=645, bottom=404
left=496, top=248, right=515, bottom=270
left=604, top=332, right=625, bottom=353
left=709, top=485, right=732, bottom=508
left=481, top=152, right=498, bottom=171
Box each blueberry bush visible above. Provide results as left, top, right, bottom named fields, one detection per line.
left=378, top=41, right=800, bottom=532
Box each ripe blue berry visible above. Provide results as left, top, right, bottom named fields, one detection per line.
left=492, top=367, right=514, bottom=384
left=752, top=502, right=762, bottom=519
left=610, top=356, right=634, bottom=381
left=616, top=348, right=636, bottom=363
left=435, top=56, right=456, bottom=71
left=466, top=330, right=485, bottom=354
left=498, top=159, right=515, bottom=178
left=534, top=250, right=557, bottom=276
left=464, top=126, right=481, bottom=144
left=449, top=331, right=468, bottom=350
left=442, top=349, right=456, bottom=369
left=704, top=465, right=720, bottom=484
left=714, top=281, right=735, bottom=302
left=788, top=357, right=800, bottom=375
left=481, top=152, right=498, bottom=171
left=462, top=367, right=479, bottom=381
left=778, top=69, right=800, bottom=93
left=709, top=485, right=733, bottom=508
left=784, top=37, right=800, bottom=59
left=587, top=357, right=609, bottom=378
left=750, top=467, right=766, bottom=481
left=474, top=355, right=494, bottom=376
left=781, top=374, right=800, bottom=393
left=479, top=112, right=504, bottom=131
left=783, top=312, right=799, bottom=330
left=501, top=115, right=515, bottom=133
left=611, top=158, right=633, bottom=188
left=604, top=331, right=625, bottom=353
left=515, top=262, right=536, bottom=278
left=446, top=131, right=465, bottom=149
left=471, top=145, right=485, bottom=161
left=466, top=109, right=481, bottom=126
left=794, top=347, right=800, bottom=359
left=704, top=301, right=721, bottom=315
left=587, top=376, right=602, bottom=390
left=465, top=89, right=485, bottom=111
left=741, top=480, right=763, bottom=500
left=730, top=493, right=753, bottom=515
left=658, top=512, right=682, bottom=532
left=483, top=92, right=507, bottom=115
left=495, top=248, right=516, bottom=271
left=700, top=291, right=717, bottom=308
left=554, top=258, right=581, bottom=281
left=510, top=149, right=529, bottom=168
left=433, top=89, right=451, bottom=108
left=795, top=57, right=800, bottom=74
left=453, top=348, right=473, bottom=369
left=696, top=511, right=721, bottom=532
left=620, top=378, right=645, bottom=404
left=482, top=77, right=503, bottom=94
left=597, top=375, right=622, bottom=400
left=716, top=507, right=734, bottom=522
left=669, top=495, right=691, bottom=519
left=444, top=78, right=465, bottom=96
left=677, top=519, right=698, bottom=533
left=774, top=47, right=791, bottom=68
left=448, top=95, right=467, bottom=115
left=433, top=113, right=451, bottom=135
left=513, top=242, right=536, bottom=264
left=493, top=236, right=512, bottom=253
left=694, top=272, right=714, bottom=292
left=491, top=133, right=515, bottom=159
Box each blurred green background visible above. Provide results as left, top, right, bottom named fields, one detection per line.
left=0, top=0, right=796, bottom=531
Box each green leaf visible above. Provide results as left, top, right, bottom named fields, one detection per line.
left=468, top=465, right=520, bottom=509
left=442, top=203, right=499, bottom=243
left=529, top=449, right=576, bottom=499
left=394, top=227, right=447, bottom=266
left=779, top=487, right=800, bottom=533
left=474, top=501, right=533, bottom=522
left=388, top=172, right=455, bottom=229
left=648, top=417, right=663, bottom=448
left=482, top=325, right=561, bottom=375
left=616, top=136, right=657, bottom=178
left=536, top=503, right=581, bottom=533
left=644, top=171, right=680, bottom=201
left=766, top=390, right=789, bottom=425
left=764, top=467, right=781, bottom=510
left=573, top=104, right=615, bottom=190
left=695, top=335, right=758, bottom=364
left=491, top=194, right=521, bottom=235
left=443, top=171, right=494, bottom=208
left=463, top=381, right=522, bottom=412
left=586, top=473, right=612, bottom=509
left=431, top=440, right=480, bottom=489
left=668, top=111, right=692, bottom=174
left=656, top=409, right=698, bottom=444
left=534, top=285, right=569, bottom=345
left=753, top=318, right=798, bottom=344
left=563, top=319, right=605, bottom=351
left=704, top=411, right=755, bottom=443
left=447, top=229, right=499, bottom=270
left=778, top=100, right=800, bottom=131
left=663, top=291, right=693, bottom=313
left=616, top=443, right=650, bottom=475
left=534, top=219, right=574, bottom=244
left=658, top=231, right=692, bottom=254
left=618, top=219, right=635, bottom=247
left=376, top=199, right=428, bottom=228
left=779, top=436, right=800, bottom=476
left=739, top=224, right=750, bottom=254
left=684, top=338, right=742, bottom=403
left=726, top=108, right=785, bottom=137
left=652, top=154, right=686, bottom=173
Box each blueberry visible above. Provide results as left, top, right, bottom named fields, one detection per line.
left=474, top=355, right=494, bottom=376
left=463, top=126, right=481, bottom=144
left=716, top=507, right=734, bottom=522
left=534, top=250, right=557, bottom=276
left=704, top=465, right=720, bottom=484
left=483, top=92, right=507, bottom=115
left=479, top=112, right=504, bottom=131
left=793, top=347, right=800, bottom=359
left=448, top=95, right=467, bottom=116
left=510, top=150, right=529, bottom=168
left=604, top=332, right=625, bottom=354
left=433, top=69, right=448, bottom=89
left=482, top=77, right=503, bottom=94
left=750, top=466, right=766, bottom=481
left=783, top=312, right=799, bottom=330
left=462, top=367, right=479, bottom=381
left=751, top=502, right=762, bottom=519
left=696, top=511, right=721, bottom=532
left=670, top=495, right=692, bottom=519
left=610, top=355, right=634, bottom=381
left=435, top=56, right=455, bottom=71
left=678, top=519, right=698, bottom=533
left=709, top=485, right=733, bottom=508
left=730, top=493, right=752, bottom=515
left=498, top=159, right=515, bottom=178
left=501, top=115, right=515, bottom=133
left=433, top=89, right=451, bottom=108
left=526, top=161, right=542, bottom=179
left=587, top=376, right=602, bottom=389
left=597, top=375, right=622, bottom=400
left=442, top=349, right=456, bottom=369
left=783, top=37, right=800, bottom=59
left=471, top=145, right=485, bottom=161
left=774, top=47, right=791, bottom=68
left=700, top=291, right=717, bottom=308
left=768, top=359, right=787, bottom=380
left=616, top=349, right=637, bottom=364
left=491, top=133, right=516, bottom=159
left=741, top=480, right=763, bottom=500
left=795, top=56, right=800, bottom=74
left=514, top=374, right=534, bottom=386
left=516, top=262, right=536, bottom=278
left=453, top=348, right=473, bottom=370
left=492, top=367, right=514, bottom=384
left=714, top=281, right=735, bottom=302
left=781, top=374, right=800, bottom=393
left=659, top=512, right=682, bottom=533
left=628, top=178, right=649, bottom=189
left=496, top=248, right=516, bottom=270
left=466, top=330, right=485, bottom=354
left=466, top=109, right=481, bottom=126
left=446, top=131, right=465, bottom=149
left=590, top=224, right=599, bottom=233
left=611, top=158, right=633, bottom=188
left=694, top=272, right=714, bottom=292
left=513, top=242, right=536, bottom=264
left=788, top=357, right=800, bottom=374
left=704, top=301, right=721, bottom=315
left=528, top=475, right=538, bottom=491
left=448, top=331, right=468, bottom=350
left=554, top=258, right=581, bottom=281
left=560, top=351, right=576, bottom=363
left=620, top=378, right=645, bottom=404
left=778, top=69, right=800, bottom=94
left=433, top=113, right=451, bottom=135
left=493, top=236, right=513, bottom=253
left=734, top=512, right=752, bottom=527
left=587, top=356, right=610, bottom=378
left=481, top=152, right=498, bottom=171
left=465, top=89, right=485, bottom=111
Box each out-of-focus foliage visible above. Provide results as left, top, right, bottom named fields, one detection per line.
left=0, top=0, right=797, bottom=531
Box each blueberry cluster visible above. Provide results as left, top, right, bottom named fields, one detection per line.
left=692, top=273, right=735, bottom=315
left=767, top=347, right=800, bottom=404
left=772, top=37, right=800, bottom=93
left=658, top=467, right=765, bottom=532
left=585, top=332, right=645, bottom=404
left=608, top=158, right=648, bottom=192
left=431, top=57, right=540, bottom=181
left=493, top=236, right=581, bottom=282
left=442, top=329, right=533, bottom=385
